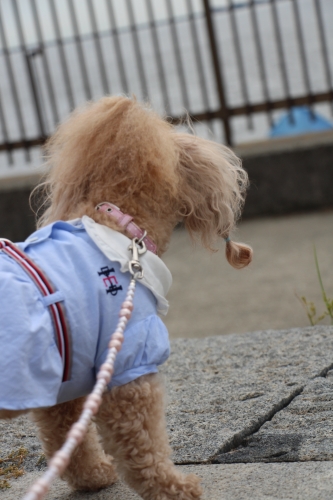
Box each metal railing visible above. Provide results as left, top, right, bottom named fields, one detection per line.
left=0, top=0, right=332, bottom=166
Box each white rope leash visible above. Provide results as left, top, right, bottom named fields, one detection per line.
left=22, top=237, right=146, bottom=500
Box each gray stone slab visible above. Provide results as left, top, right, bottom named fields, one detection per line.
left=163, top=326, right=333, bottom=463
left=217, top=370, right=333, bottom=463
left=0, top=470, right=141, bottom=499
left=2, top=327, right=333, bottom=496
left=3, top=463, right=333, bottom=500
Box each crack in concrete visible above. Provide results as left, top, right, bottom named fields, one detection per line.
left=212, top=360, right=333, bottom=463
left=170, top=356, right=333, bottom=467
left=174, top=460, right=212, bottom=466
left=316, top=362, right=333, bottom=378
left=211, top=386, right=304, bottom=461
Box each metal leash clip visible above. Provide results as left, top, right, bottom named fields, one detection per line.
left=128, top=231, right=147, bottom=280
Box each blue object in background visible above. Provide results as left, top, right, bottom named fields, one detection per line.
left=270, top=106, right=333, bottom=138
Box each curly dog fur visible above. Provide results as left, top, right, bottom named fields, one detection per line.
left=0, top=96, right=252, bottom=499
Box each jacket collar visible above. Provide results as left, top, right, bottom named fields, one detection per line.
left=82, top=216, right=172, bottom=316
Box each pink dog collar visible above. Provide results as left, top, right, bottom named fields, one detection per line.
left=95, top=202, right=157, bottom=254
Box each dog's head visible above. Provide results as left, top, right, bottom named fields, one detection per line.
left=38, top=96, right=252, bottom=267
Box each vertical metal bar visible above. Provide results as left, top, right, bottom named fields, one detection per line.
left=202, top=0, right=232, bottom=144
left=105, top=0, right=129, bottom=93
left=291, top=0, right=313, bottom=107
left=0, top=17, right=22, bottom=133
left=186, top=0, right=210, bottom=112
left=0, top=90, right=13, bottom=165
left=7, top=0, right=32, bottom=160
left=313, top=0, right=333, bottom=112
left=227, top=0, right=253, bottom=129
left=67, top=0, right=92, bottom=100
left=145, top=0, right=170, bottom=111
left=86, top=0, right=110, bottom=95
left=12, top=0, right=46, bottom=139
left=25, top=49, right=47, bottom=138
left=249, top=0, right=273, bottom=125
left=186, top=0, right=213, bottom=137
left=270, top=0, right=294, bottom=121
left=0, top=9, right=27, bottom=162
left=165, top=0, right=190, bottom=110
left=49, top=0, right=75, bottom=110
left=30, top=0, right=59, bottom=126
left=125, top=0, right=149, bottom=99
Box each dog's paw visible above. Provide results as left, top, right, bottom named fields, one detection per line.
left=173, top=473, right=202, bottom=500
left=64, top=458, right=118, bottom=491
left=143, top=472, right=202, bottom=500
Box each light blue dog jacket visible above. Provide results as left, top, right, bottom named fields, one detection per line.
left=0, top=217, right=172, bottom=411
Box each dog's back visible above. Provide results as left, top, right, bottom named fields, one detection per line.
left=0, top=217, right=169, bottom=412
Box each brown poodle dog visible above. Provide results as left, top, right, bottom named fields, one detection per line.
left=0, top=96, right=252, bottom=499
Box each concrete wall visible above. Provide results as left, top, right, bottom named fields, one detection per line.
left=237, top=130, right=333, bottom=218
left=1, top=131, right=333, bottom=241
left=0, top=174, right=41, bottom=242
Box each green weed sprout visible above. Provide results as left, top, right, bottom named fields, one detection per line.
left=297, top=246, right=333, bottom=326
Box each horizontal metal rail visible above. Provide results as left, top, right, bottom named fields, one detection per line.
left=2, top=88, right=332, bottom=153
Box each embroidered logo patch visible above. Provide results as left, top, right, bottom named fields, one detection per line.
left=98, top=266, right=123, bottom=296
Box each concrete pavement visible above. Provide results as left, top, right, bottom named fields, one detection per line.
left=2, top=325, right=333, bottom=499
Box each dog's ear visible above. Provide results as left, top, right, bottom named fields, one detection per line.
left=174, top=133, right=252, bottom=268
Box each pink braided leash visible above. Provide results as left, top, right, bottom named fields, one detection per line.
left=22, top=236, right=146, bottom=500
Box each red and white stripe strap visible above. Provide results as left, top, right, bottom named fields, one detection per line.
left=0, top=239, right=71, bottom=382
left=96, top=202, right=157, bottom=254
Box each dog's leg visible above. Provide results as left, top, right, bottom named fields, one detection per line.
left=32, top=397, right=118, bottom=491
left=96, top=374, right=202, bottom=500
